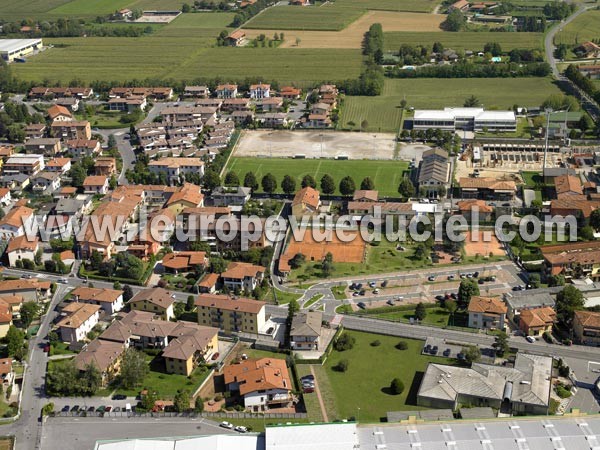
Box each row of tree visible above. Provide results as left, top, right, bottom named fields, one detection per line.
left=386, top=61, right=551, bottom=79
left=0, top=18, right=153, bottom=38
left=565, top=64, right=600, bottom=106
left=363, top=23, right=384, bottom=63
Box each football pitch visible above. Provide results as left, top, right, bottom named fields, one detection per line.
left=225, top=157, right=409, bottom=197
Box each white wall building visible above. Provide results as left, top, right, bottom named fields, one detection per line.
left=413, top=107, right=516, bottom=132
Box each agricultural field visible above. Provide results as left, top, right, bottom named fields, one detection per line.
left=49, top=0, right=133, bottom=16
left=224, top=157, right=409, bottom=197
left=384, top=31, right=544, bottom=52
left=154, top=12, right=235, bottom=37
left=322, top=331, right=455, bottom=422
left=382, top=78, right=561, bottom=109
left=555, top=10, right=600, bottom=47
left=335, top=0, right=441, bottom=13
left=13, top=39, right=363, bottom=85
left=340, top=95, right=404, bottom=132
left=243, top=5, right=364, bottom=31
left=0, top=0, right=74, bottom=20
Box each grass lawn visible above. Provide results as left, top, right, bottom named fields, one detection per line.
left=75, top=109, right=142, bottom=129
left=296, top=365, right=324, bottom=421
left=304, top=294, right=323, bottom=308
left=383, top=78, right=562, bottom=110
left=521, top=170, right=546, bottom=188
left=109, top=355, right=212, bottom=399
left=0, top=0, right=73, bottom=20
left=384, top=31, right=544, bottom=52
left=323, top=330, right=455, bottom=422
left=365, top=306, right=451, bottom=326
left=340, top=95, right=404, bottom=132
left=242, top=348, right=288, bottom=360
left=244, top=5, right=364, bottom=31
left=225, top=157, right=409, bottom=197
left=555, top=10, right=600, bottom=46
left=264, top=287, right=303, bottom=305
left=49, top=341, right=75, bottom=356
left=331, top=286, right=347, bottom=300
left=336, top=0, right=440, bottom=12
left=154, top=12, right=235, bottom=38
left=15, top=40, right=362, bottom=85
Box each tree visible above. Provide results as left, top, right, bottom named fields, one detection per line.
left=414, top=302, right=427, bottom=321
left=390, top=378, right=404, bottom=395
left=107, top=134, right=117, bottom=149
left=321, top=252, right=335, bottom=277
left=335, top=359, right=349, bottom=372
left=70, top=163, right=87, bottom=188
left=445, top=299, right=458, bottom=325
left=120, top=348, right=149, bottom=389
left=90, top=250, right=103, bottom=270
left=81, top=363, right=102, bottom=395
left=288, top=298, right=299, bottom=320
left=243, top=171, right=259, bottom=191
left=209, top=256, right=227, bottom=274
left=281, top=175, right=296, bottom=195
left=493, top=331, right=510, bottom=357
left=458, top=279, right=480, bottom=307
left=529, top=273, right=541, bottom=289
left=462, top=345, right=481, bottom=364
left=548, top=274, right=565, bottom=287
left=289, top=253, right=306, bottom=269
left=463, top=95, right=481, bottom=107
left=590, top=209, right=600, bottom=232
left=339, top=176, right=356, bottom=196
left=580, top=226, right=595, bottom=241
left=202, top=170, right=221, bottom=191
left=398, top=176, right=415, bottom=198
left=141, top=391, right=158, bottom=411
left=320, top=174, right=335, bottom=194
left=224, top=171, right=239, bottom=186
left=334, top=333, right=356, bottom=351
left=360, top=177, right=375, bottom=190
left=174, top=302, right=186, bottom=319
left=194, top=396, right=204, bottom=413
left=556, top=285, right=585, bottom=329
left=123, top=284, right=134, bottom=302
left=443, top=9, right=466, bottom=31
left=261, top=173, right=277, bottom=194
left=360, top=119, right=369, bottom=131
left=432, top=41, right=444, bottom=53
left=579, top=114, right=594, bottom=133
left=20, top=301, right=40, bottom=328
left=296, top=37, right=301, bottom=46
left=174, top=390, right=190, bottom=412
left=301, top=174, right=316, bottom=189
left=182, top=3, right=191, bottom=12
left=5, top=326, right=24, bottom=358
left=186, top=295, right=195, bottom=312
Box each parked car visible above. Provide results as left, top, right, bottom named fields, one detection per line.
left=526, top=336, right=536, bottom=343
left=372, top=289, right=380, bottom=294
left=96, top=406, right=105, bottom=413
left=302, top=375, right=315, bottom=382
left=359, top=290, right=366, bottom=296
left=424, top=344, right=431, bottom=353
left=436, top=295, right=445, bottom=302
left=478, top=278, right=485, bottom=285
left=368, top=281, right=376, bottom=288
left=349, top=283, right=357, bottom=290
left=87, top=406, right=95, bottom=412
left=211, top=352, right=220, bottom=361
left=235, top=426, right=248, bottom=433
left=431, top=346, right=439, bottom=355
left=473, top=271, right=479, bottom=278
left=457, top=352, right=465, bottom=361
left=357, top=302, right=366, bottom=309
left=447, top=275, right=455, bottom=281
left=70, top=405, right=80, bottom=413
left=428, top=275, right=436, bottom=282
left=59, top=278, right=68, bottom=284
left=443, top=348, right=451, bottom=357
left=450, top=293, right=457, bottom=300
left=105, top=406, right=113, bottom=413
left=303, top=387, right=315, bottom=393
left=352, top=292, right=359, bottom=297
left=114, top=407, right=121, bottom=412
left=386, top=299, right=395, bottom=306
left=220, top=421, right=234, bottom=429
left=381, top=280, right=388, bottom=287
left=61, top=405, right=70, bottom=412
left=356, top=283, right=363, bottom=289
left=112, top=394, right=126, bottom=400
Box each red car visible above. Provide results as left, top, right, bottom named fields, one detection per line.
left=303, top=387, right=315, bottom=393
left=211, top=352, right=220, bottom=361
left=43, top=344, right=50, bottom=353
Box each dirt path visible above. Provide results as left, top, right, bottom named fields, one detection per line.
left=243, top=10, right=443, bottom=49
left=310, top=365, right=329, bottom=423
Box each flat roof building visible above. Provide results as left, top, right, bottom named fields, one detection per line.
left=0, top=38, right=42, bottom=62
left=414, top=107, right=516, bottom=132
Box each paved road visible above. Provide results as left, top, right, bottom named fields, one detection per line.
left=91, top=128, right=135, bottom=185
left=544, top=6, right=589, bottom=78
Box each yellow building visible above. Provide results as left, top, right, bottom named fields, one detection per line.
left=291, top=186, right=321, bottom=220
left=0, top=39, right=43, bottom=62
left=128, top=287, right=175, bottom=321
left=574, top=310, right=600, bottom=345
left=163, top=331, right=219, bottom=376
left=196, top=294, right=266, bottom=334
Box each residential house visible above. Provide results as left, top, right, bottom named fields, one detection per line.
left=74, top=339, right=125, bottom=386
left=212, top=186, right=251, bottom=208
left=519, top=306, right=556, bottom=337
left=232, top=110, right=254, bottom=126
left=196, top=294, right=266, bottom=334
left=128, top=287, right=176, bottom=321
left=65, top=139, right=101, bottom=157
left=29, top=87, right=93, bottom=100
left=164, top=182, right=204, bottom=214
left=94, top=157, right=117, bottom=176
left=575, top=41, right=600, bottom=59
left=503, top=290, right=556, bottom=322
left=162, top=251, right=208, bottom=274
left=0, top=279, right=50, bottom=302
left=3, top=154, right=44, bottom=175
left=418, top=148, right=451, bottom=197
left=107, top=96, right=147, bottom=112
left=290, top=311, right=322, bottom=351
left=417, top=353, right=552, bottom=415
left=449, top=0, right=470, bottom=11
left=225, top=31, right=246, bottom=47
left=222, top=98, right=251, bottom=112
left=291, top=186, right=321, bottom=219
left=573, top=310, right=600, bottom=345
left=215, top=84, right=238, bottom=99
left=456, top=199, right=493, bottom=222
left=148, top=158, right=205, bottom=185
left=47, top=105, right=72, bottom=122
left=198, top=273, right=219, bottom=294
left=24, top=123, right=46, bottom=140
left=45, top=157, right=72, bottom=174
left=82, top=175, right=109, bottom=195
left=0, top=205, right=34, bottom=240
left=459, top=177, right=517, bottom=200
left=541, top=241, right=600, bottom=281
left=305, top=114, right=331, bottom=128
left=0, top=359, right=13, bottom=387
left=57, top=302, right=101, bottom=343
left=0, top=304, right=11, bottom=338
left=279, top=86, right=301, bottom=100
left=554, top=174, right=583, bottom=197
left=161, top=105, right=216, bottom=123
left=0, top=188, right=11, bottom=206
left=31, top=171, right=61, bottom=194
left=55, top=97, right=80, bottom=111
left=221, top=262, right=265, bottom=292
left=70, top=286, right=124, bottom=315
left=260, top=113, right=289, bottom=128
left=249, top=83, right=271, bottom=99
left=51, top=120, right=92, bottom=140
left=256, top=97, right=283, bottom=113
left=467, top=296, right=507, bottom=330
left=353, top=190, right=378, bottom=202
left=224, top=358, right=293, bottom=412
left=6, top=235, right=39, bottom=267
left=183, top=85, right=210, bottom=98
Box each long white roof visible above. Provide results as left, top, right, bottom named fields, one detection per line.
left=0, top=39, right=42, bottom=53
left=414, top=107, right=515, bottom=121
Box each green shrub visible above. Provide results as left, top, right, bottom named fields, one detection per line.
left=390, top=378, right=404, bottom=395
left=370, top=340, right=381, bottom=347
left=395, top=341, right=408, bottom=350
left=334, top=334, right=356, bottom=352
left=335, top=359, right=349, bottom=372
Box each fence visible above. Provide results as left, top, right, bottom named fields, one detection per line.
left=203, top=411, right=307, bottom=419
left=50, top=410, right=307, bottom=419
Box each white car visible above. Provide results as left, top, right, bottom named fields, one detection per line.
left=234, top=426, right=248, bottom=433
left=526, top=336, right=536, bottom=343
left=220, top=421, right=234, bottom=429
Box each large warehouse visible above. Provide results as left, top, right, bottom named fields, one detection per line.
left=0, top=38, right=43, bottom=62
left=413, top=107, right=517, bottom=132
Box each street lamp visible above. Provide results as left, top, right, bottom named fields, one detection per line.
left=543, top=107, right=553, bottom=171
left=357, top=407, right=360, bottom=423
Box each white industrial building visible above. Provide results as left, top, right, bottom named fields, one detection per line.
left=413, top=107, right=517, bottom=132
left=0, top=39, right=43, bottom=62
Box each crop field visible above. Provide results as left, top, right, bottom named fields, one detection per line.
left=384, top=31, right=544, bottom=51
left=340, top=95, right=404, bottom=132
left=244, top=5, right=364, bottom=31
left=382, top=78, right=561, bottom=109
left=336, top=0, right=441, bottom=13
left=225, top=157, right=409, bottom=196
left=0, top=0, right=73, bottom=20
left=154, top=12, right=235, bottom=38
left=13, top=39, right=362, bottom=85
left=49, top=0, right=133, bottom=16
left=555, top=10, right=600, bottom=46
left=128, top=0, right=191, bottom=8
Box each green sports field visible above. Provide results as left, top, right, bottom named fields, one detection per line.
left=225, top=157, right=409, bottom=197
left=555, top=10, right=600, bottom=46
left=340, top=95, right=404, bottom=132
left=384, top=31, right=544, bottom=52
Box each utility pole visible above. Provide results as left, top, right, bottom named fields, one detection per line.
left=543, top=107, right=552, bottom=171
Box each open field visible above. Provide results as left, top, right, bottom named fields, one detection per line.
left=244, top=5, right=364, bottom=31
left=555, top=10, right=600, bottom=46
left=50, top=0, right=132, bottom=15
left=335, top=0, right=441, bottom=12
left=340, top=95, right=404, bottom=132
left=225, top=157, right=409, bottom=196
left=0, top=0, right=78, bottom=20
left=383, top=78, right=562, bottom=109
left=13, top=40, right=362, bottom=85
left=235, top=130, right=397, bottom=159
left=384, top=31, right=544, bottom=51
left=322, top=331, right=454, bottom=422
left=245, top=11, right=443, bottom=48
left=154, top=12, right=235, bottom=38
